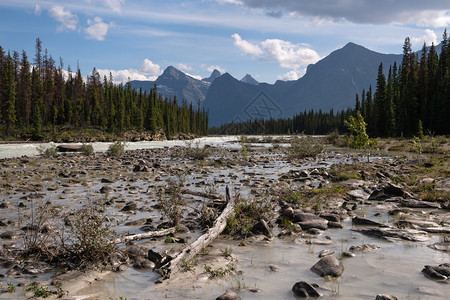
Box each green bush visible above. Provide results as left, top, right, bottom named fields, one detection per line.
left=37, top=144, right=58, bottom=157
left=80, top=143, right=94, bottom=156
left=107, top=141, right=126, bottom=157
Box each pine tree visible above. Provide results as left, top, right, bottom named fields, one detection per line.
left=1, top=52, right=17, bottom=136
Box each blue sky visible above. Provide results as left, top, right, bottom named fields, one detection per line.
left=0, top=0, right=449, bottom=84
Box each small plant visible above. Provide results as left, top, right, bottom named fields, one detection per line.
left=80, top=143, right=94, bottom=156
left=6, top=282, right=15, bottom=293
left=181, top=256, right=196, bottom=272
left=239, top=135, right=249, bottom=161
left=411, top=136, right=422, bottom=156
left=221, top=246, right=233, bottom=258
left=25, top=282, right=52, bottom=298
left=107, top=141, right=126, bottom=157
left=183, top=141, right=212, bottom=160
left=157, top=174, right=186, bottom=226
left=37, top=144, right=58, bottom=157
left=204, top=263, right=235, bottom=277
left=164, top=235, right=174, bottom=243
left=344, top=111, right=378, bottom=162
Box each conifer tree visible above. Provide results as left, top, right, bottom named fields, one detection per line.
left=1, top=52, right=17, bottom=136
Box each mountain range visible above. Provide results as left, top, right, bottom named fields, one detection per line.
left=130, top=42, right=414, bottom=126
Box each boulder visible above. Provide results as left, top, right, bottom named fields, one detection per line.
left=422, top=264, right=449, bottom=280
left=368, top=183, right=409, bottom=200
left=349, top=244, right=380, bottom=252
left=354, top=227, right=430, bottom=242
left=293, top=211, right=324, bottom=223
left=251, top=219, right=272, bottom=237
left=299, top=220, right=328, bottom=231
left=216, top=290, right=242, bottom=300
left=292, top=281, right=320, bottom=298
left=310, top=256, right=344, bottom=277
left=352, top=216, right=383, bottom=226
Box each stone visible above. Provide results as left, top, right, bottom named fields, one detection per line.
left=354, top=227, right=430, bottom=242
left=310, top=256, right=344, bottom=277
left=422, top=264, right=449, bottom=280
left=121, top=202, right=138, bottom=212
left=368, top=183, right=409, bottom=200
left=298, top=220, right=328, bottom=231
left=251, top=219, right=272, bottom=237
left=133, top=257, right=155, bottom=269
left=352, top=216, right=382, bottom=226
left=0, top=231, right=17, bottom=239
left=318, top=249, right=335, bottom=257
left=100, top=186, right=113, bottom=194
left=349, top=244, right=380, bottom=252
left=216, top=290, right=242, bottom=300
left=375, top=294, right=398, bottom=300
left=292, top=281, right=320, bottom=298
left=293, top=211, right=324, bottom=223
left=328, top=221, right=344, bottom=229
left=319, top=213, right=340, bottom=222
left=347, top=189, right=369, bottom=200
left=428, top=241, right=450, bottom=253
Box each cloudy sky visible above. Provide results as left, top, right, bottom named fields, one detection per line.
left=0, top=0, right=448, bottom=83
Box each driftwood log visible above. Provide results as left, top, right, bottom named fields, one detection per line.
left=114, top=227, right=177, bottom=244
left=157, top=186, right=235, bottom=279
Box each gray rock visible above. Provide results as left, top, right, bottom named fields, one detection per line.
left=0, top=231, right=17, bottom=239
left=292, top=281, right=320, bottom=298
left=375, top=294, right=398, bottom=300
left=422, top=265, right=449, bottom=280
left=251, top=219, right=272, bottom=237
left=299, top=220, right=328, bottom=231
left=347, top=189, right=369, bottom=200
left=369, top=183, right=409, bottom=200
left=216, top=290, right=242, bottom=300
left=319, top=213, right=340, bottom=222
left=352, top=216, right=382, bottom=226
left=293, top=211, right=324, bottom=223
left=354, top=227, right=430, bottom=242
left=318, top=249, right=335, bottom=257
left=310, top=256, right=344, bottom=277
left=428, top=241, right=450, bottom=253
left=349, top=244, right=380, bottom=252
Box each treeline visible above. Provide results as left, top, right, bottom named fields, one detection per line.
left=359, top=30, right=450, bottom=137
left=0, top=38, right=208, bottom=140
left=209, top=108, right=354, bottom=135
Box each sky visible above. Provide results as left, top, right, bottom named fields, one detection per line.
left=0, top=0, right=449, bottom=84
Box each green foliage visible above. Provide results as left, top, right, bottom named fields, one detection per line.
left=239, top=135, right=249, bottom=161
left=6, top=282, right=15, bottom=293
left=410, top=136, right=422, bottom=155
left=107, top=141, right=126, bottom=157
left=344, top=111, right=378, bottom=161
left=225, top=195, right=274, bottom=237
left=25, top=282, right=52, bottom=298
left=204, top=263, right=235, bottom=277
left=221, top=246, right=233, bottom=258
left=181, top=256, right=196, bottom=272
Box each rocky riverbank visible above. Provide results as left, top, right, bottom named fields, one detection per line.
left=0, top=136, right=448, bottom=299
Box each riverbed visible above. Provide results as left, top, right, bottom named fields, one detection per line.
left=0, top=136, right=448, bottom=299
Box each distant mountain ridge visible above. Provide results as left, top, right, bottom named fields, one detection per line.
left=129, top=42, right=433, bottom=126
left=204, top=42, right=404, bottom=126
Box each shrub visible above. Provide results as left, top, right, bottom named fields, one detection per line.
left=183, top=141, right=212, bottom=160
left=80, top=143, right=94, bottom=156
left=37, top=144, right=58, bottom=157
left=107, top=141, right=126, bottom=157
left=157, top=175, right=186, bottom=226
left=288, top=136, right=325, bottom=160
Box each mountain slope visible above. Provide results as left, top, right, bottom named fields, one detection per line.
left=241, top=74, right=259, bottom=85
left=129, top=66, right=210, bottom=106
left=204, top=42, right=403, bottom=126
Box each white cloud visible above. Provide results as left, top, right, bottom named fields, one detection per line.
left=34, top=3, right=42, bottom=15
left=49, top=5, right=78, bottom=32
left=96, top=68, right=155, bottom=84
left=141, top=58, right=162, bottom=76
left=214, top=0, right=243, bottom=4
left=84, top=17, right=113, bottom=41
left=84, top=0, right=125, bottom=13
left=95, top=58, right=162, bottom=84
left=260, top=39, right=321, bottom=69
left=278, top=70, right=305, bottom=81
left=232, top=34, right=321, bottom=76
left=206, top=65, right=226, bottom=73
left=177, top=63, right=192, bottom=72
left=232, top=33, right=263, bottom=56
left=411, top=29, right=438, bottom=48
left=409, top=10, right=450, bottom=28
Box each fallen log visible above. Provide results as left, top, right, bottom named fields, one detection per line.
left=114, top=227, right=176, bottom=244
left=157, top=186, right=235, bottom=279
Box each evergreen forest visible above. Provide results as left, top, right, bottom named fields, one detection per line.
left=0, top=38, right=208, bottom=140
